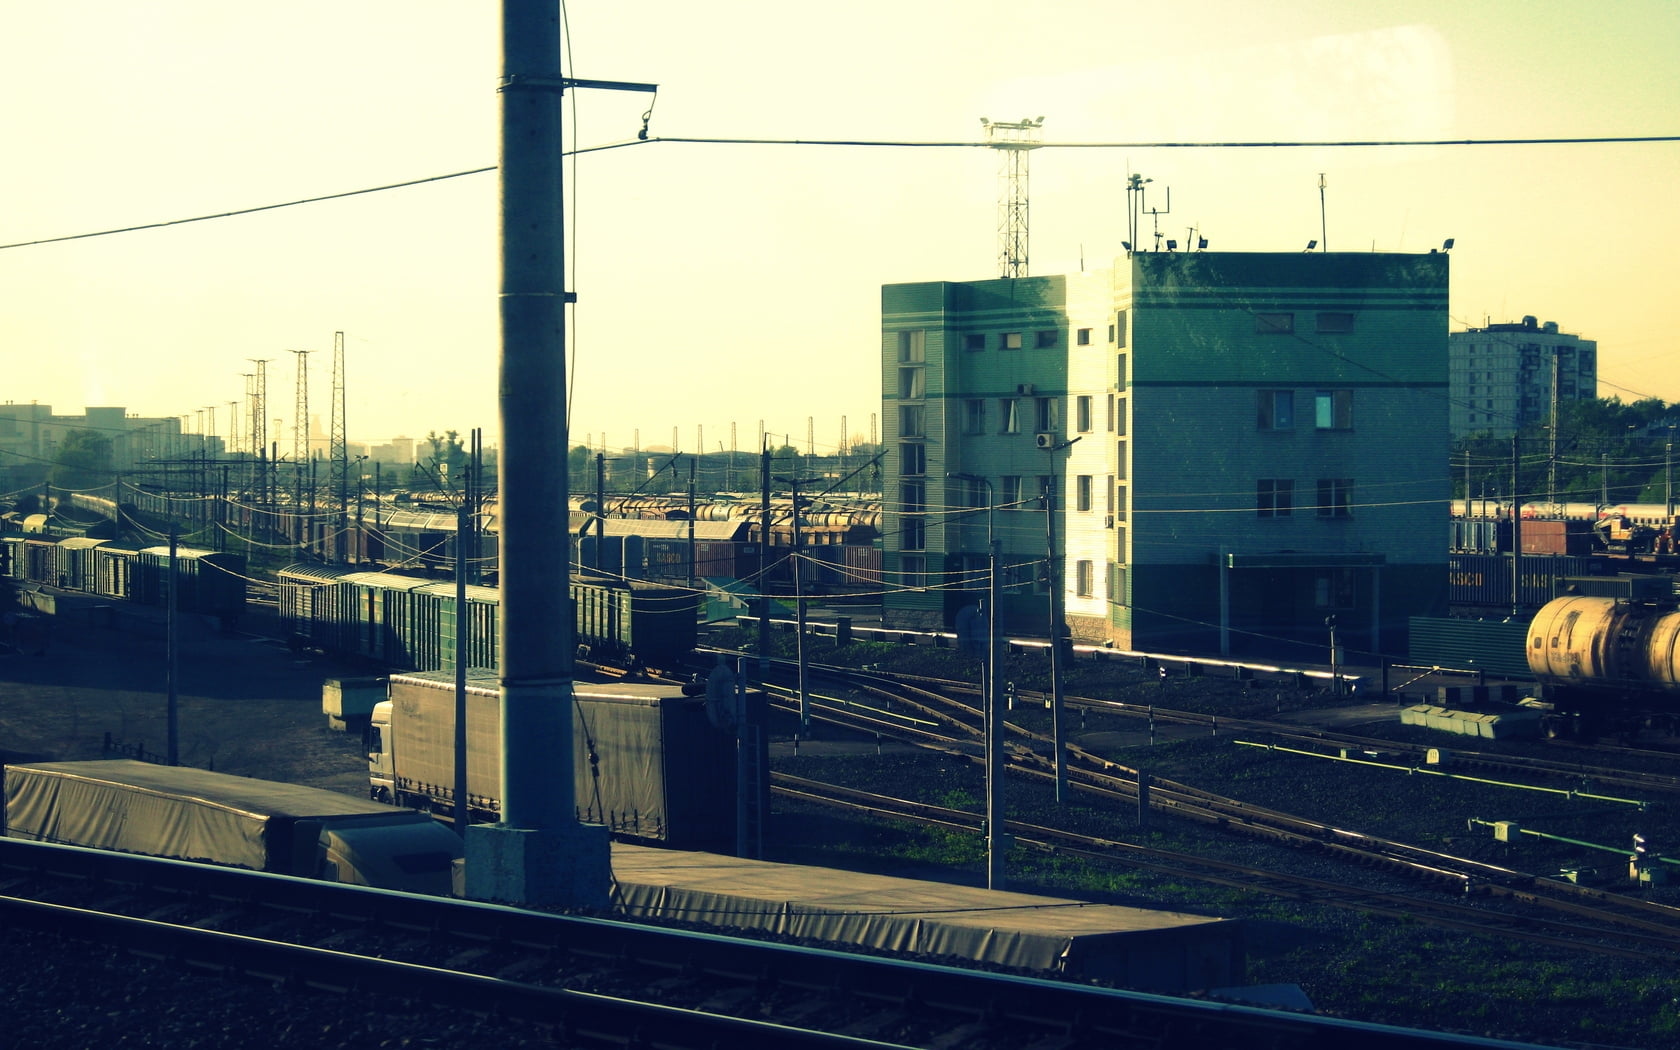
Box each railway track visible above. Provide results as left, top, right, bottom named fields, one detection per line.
left=748, top=659, right=1680, bottom=963
left=773, top=773, right=1680, bottom=966
left=0, top=839, right=1521, bottom=1050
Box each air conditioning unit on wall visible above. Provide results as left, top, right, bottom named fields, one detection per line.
left=1016, top=383, right=1035, bottom=395
left=1034, top=433, right=1056, bottom=449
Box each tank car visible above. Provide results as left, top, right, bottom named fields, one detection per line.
left=1527, top=594, right=1680, bottom=733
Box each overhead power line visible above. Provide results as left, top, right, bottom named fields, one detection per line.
left=2, top=133, right=1674, bottom=252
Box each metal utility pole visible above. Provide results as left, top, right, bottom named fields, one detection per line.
left=1511, top=434, right=1523, bottom=614
left=687, top=456, right=697, bottom=587
left=982, top=116, right=1044, bottom=278
left=1042, top=437, right=1077, bottom=803
left=166, top=523, right=179, bottom=766
left=951, top=473, right=1005, bottom=890
left=776, top=473, right=817, bottom=729
left=465, top=0, right=656, bottom=910
left=330, top=331, right=349, bottom=561
left=758, top=443, right=772, bottom=684
left=453, top=428, right=481, bottom=833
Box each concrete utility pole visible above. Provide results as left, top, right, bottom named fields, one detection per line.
left=465, top=2, right=654, bottom=910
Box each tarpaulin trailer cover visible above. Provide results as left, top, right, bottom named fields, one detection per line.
left=608, top=844, right=1243, bottom=991
left=387, top=671, right=741, bottom=849
left=2, top=759, right=451, bottom=882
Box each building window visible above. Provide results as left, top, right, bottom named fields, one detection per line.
left=898, top=404, right=925, bottom=437
left=1115, top=310, right=1127, bottom=348
left=1316, top=478, right=1352, bottom=518
left=898, top=366, right=925, bottom=400
left=1001, top=475, right=1022, bottom=506
left=1114, top=482, right=1127, bottom=521
left=963, top=399, right=986, bottom=435
left=1003, top=559, right=1035, bottom=591
left=999, top=399, right=1020, bottom=434
left=1258, top=389, right=1294, bottom=430
left=1035, top=330, right=1059, bottom=348
left=1116, top=353, right=1128, bottom=389
left=1001, top=332, right=1023, bottom=350
left=955, top=476, right=987, bottom=509
left=1075, top=559, right=1094, bottom=597
left=1076, top=474, right=1093, bottom=512
left=901, top=515, right=926, bottom=551
left=1114, top=396, right=1126, bottom=437
left=1255, top=312, right=1294, bottom=334
left=898, top=329, right=925, bottom=362
left=900, top=443, right=925, bottom=476
left=1314, top=568, right=1356, bottom=609
left=1257, top=479, right=1293, bottom=518
left=1314, top=389, right=1353, bottom=430
left=901, top=555, right=926, bottom=589
left=900, top=480, right=925, bottom=514
left=962, top=332, right=985, bottom=351
left=1106, top=562, right=1124, bottom=604
left=1315, top=312, right=1355, bottom=333
left=1036, top=397, right=1059, bottom=433
left=1114, top=439, right=1126, bottom=481
left=1076, top=328, right=1092, bottom=346
left=1075, top=395, right=1092, bottom=433
left=1106, top=474, right=1115, bottom=514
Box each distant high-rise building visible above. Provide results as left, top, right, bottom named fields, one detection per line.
left=1449, top=317, right=1596, bottom=440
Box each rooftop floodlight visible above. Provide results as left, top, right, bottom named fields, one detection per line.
left=1121, top=240, right=1132, bottom=252
left=1197, top=237, right=1208, bottom=250
left=1166, top=239, right=1178, bottom=251
left=1442, top=237, right=1455, bottom=250
left=1304, top=239, right=1318, bottom=252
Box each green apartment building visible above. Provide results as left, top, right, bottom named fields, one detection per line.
left=881, top=251, right=1450, bottom=663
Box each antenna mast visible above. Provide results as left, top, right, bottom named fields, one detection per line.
left=982, top=116, right=1044, bottom=278
left=1318, top=173, right=1328, bottom=251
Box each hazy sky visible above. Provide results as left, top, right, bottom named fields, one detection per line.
left=2, top=2, right=1675, bottom=455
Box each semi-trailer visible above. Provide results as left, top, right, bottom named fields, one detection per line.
left=3, top=758, right=463, bottom=895
left=369, top=668, right=765, bottom=852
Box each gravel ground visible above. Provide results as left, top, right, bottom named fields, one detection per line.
left=4, top=605, right=1677, bottom=1049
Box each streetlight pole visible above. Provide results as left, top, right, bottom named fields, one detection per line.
left=950, top=472, right=1005, bottom=890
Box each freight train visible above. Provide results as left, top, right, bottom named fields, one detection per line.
left=1450, top=499, right=1680, bottom=557
left=0, top=533, right=247, bottom=620
left=276, top=564, right=697, bottom=674
left=1528, top=592, right=1680, bottom=699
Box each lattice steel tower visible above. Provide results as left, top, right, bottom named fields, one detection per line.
left=290, top=348, right=311, bottom=507
left=982, top=117, right=1044, bottom=278
left=248, top=359, right=269, bottom=498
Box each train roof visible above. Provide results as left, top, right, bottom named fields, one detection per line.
left=568, top=515, right=749, bottom=541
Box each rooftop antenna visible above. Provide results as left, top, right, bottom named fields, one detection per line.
left=1145, top=184, right=1172, bottom=252
left=1318, top=173, right=1327, bottom=251
left=981, top=116, right=1044, bottom=278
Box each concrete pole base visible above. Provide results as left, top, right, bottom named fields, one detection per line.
left=463, top=821, right=612, bottom=911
